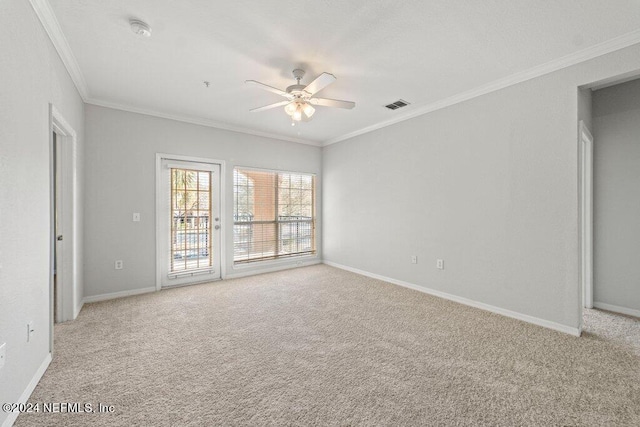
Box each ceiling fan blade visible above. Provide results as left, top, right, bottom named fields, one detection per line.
left=245, top=80, right=289, bottom=97
left=309, top=97, right=355, bottom=109
left=250, top=100, right=290, bottom=112
left=303, top=72, right=336, bottom=96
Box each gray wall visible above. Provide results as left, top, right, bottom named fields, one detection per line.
left=322, top=43, right=640, bottom=331
left=593, top=78, right=640, bottom=313
left=0, top=2, right=85, bottom=425
left=83, top=105, right=322, bottom=298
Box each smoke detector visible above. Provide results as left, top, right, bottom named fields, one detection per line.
left=130, top=19, right=152, bottom=37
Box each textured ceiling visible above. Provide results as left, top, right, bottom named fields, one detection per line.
left=47, top=0, right=640, bottom=144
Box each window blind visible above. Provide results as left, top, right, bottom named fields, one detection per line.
left=170, top=168, right=212, bottom=272
left=233, top=168, right=316, bottom=264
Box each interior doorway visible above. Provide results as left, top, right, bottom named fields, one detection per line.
left=579, top=76, right=640, bottom=330
left=49, top=105, right=80, bottom=353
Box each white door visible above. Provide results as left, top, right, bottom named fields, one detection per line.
left=53, top=131, right=64, bottom=323
left=159, top=159, right=221, bottom=288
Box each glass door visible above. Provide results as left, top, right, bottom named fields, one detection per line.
left=159, top=159, right=221, bottom=287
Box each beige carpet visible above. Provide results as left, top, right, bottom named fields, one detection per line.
left=16, top=265, right=640, bottom=426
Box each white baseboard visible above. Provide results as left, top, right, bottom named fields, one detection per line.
left=83, top=286, right=156, bottom=303
left=2, top=353, right=52, bottom=427
left=594, top=301, right=640, bottom=318
left=324, top=261, right=581, bottom=337
left=85, top=261, right=322, bottom=302
left=226, top=259, right=322, bottom=280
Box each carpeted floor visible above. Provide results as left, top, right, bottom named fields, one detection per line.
left=16, top=265, right=640, bottom=426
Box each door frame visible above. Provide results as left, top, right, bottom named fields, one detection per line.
left=49, top=105, right=80, bottom=351
left=155, top=153, right=226, bottom=291
left=579, top=120, right=594, bottom=312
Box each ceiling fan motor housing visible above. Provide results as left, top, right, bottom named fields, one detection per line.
left=286, top=84, right=307, bottom=96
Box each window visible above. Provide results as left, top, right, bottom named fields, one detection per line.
left=233, top=168, right=316, bottom=264
left=170, top=168, right=212, bottom=272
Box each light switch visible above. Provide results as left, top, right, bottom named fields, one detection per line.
left=133, top=213, right=140, bottom=222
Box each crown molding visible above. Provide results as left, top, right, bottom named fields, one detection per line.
left=323, top=28, right=640, bottom=146
left=29, top=0, right=640, bottom=148
left=29, top=0, right=89, bottom=100
left=28, top=0, right=317, bottom=147
left=86, top=98, right=322, bottom=147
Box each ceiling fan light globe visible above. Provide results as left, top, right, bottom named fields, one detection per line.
left=284, top=102, right=297, bottom=116
left=292, top=109, right=302, bottom=121
left=303, top=103, right=315, bottom=118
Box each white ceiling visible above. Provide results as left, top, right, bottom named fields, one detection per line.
left=45, top=0, right=640, bottom=145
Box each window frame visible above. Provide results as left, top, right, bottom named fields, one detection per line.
left=169, top=167, right=213, bottom=274
left=233, top=166, right=317, bottom=266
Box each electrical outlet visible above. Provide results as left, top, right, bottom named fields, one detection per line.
left=27, top=322, right=34, bottom=342
left=115, top=260, right=123, bottom=270
left=0, top=342, right=6, bottom=370
left=133, top=212, right=140, bottom=222
left=437, top=259, right=444, bottom=270
left=411, top=255, right=417, bottom=264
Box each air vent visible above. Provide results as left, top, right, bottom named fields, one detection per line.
left=384, top=99, right=410, bottom=110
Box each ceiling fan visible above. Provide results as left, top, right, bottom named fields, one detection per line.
left=246, top=69, right=355, bottom=124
